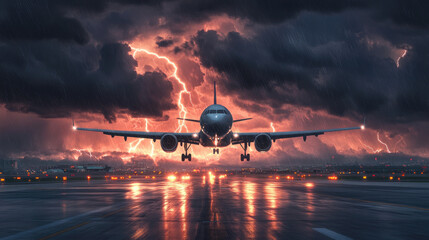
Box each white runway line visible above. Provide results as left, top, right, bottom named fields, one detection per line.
left=313, top=228, right=353, bottom=240
left=0, top=206, right=114, bottom=240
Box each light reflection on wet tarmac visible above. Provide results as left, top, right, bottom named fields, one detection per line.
left=0, top=176, right=428, bottom=240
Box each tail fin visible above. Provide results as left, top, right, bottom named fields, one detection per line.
left=214, top=81, right=217, bottom=105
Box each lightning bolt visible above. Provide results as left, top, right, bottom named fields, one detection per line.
left=394, top=136, right=406, bottom=153
left=377, top=132, right=391, bottom=153
left=124, top=45, right=192, bottom=158
left=72, top=148, right=93, bottom=160
left=270, top=122, right=276, bottom=132
left=130, top=46, right=191, bottom=133
left=359, top=140, right=383, bottom=154
left=128, top=119, right=154, bottom=157
left=396, top=49, right=407, bottom=68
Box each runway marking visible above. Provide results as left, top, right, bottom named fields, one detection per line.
left=0, top=206, right=112, bottom=240
left=316, top=193, right=429, bottom=212
left=313, top=228, right=353, bottom=240
left=38, top=222, right=89, bottom=240
left=102, top=206, right=128, bottom=218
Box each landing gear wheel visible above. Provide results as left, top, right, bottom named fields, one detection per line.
left=182, top=142, right=191, bottom=162
left=240, top=142, right=250, bottom=162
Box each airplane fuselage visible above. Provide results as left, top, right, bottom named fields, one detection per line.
left=199, top=104, right=233, bottom=147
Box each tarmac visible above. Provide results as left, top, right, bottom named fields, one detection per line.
left=0, top=176, right=428, bottom=240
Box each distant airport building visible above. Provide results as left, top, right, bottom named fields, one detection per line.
left=0, top=159, right=18, bottom=171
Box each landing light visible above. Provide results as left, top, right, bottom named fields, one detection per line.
left=233, top=133, right=239, bottom=138
left=72, top=126, right=77, bottom=130
left=167, top=175, right=177, bottom=181
left=192, top=133, right=198, bottom=138
left=361, top=125, right=365, bottom=130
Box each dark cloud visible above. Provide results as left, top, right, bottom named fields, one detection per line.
left=0, top=1, right=89, bottom=44
left=191, top=9, right=429, bottom=126
left=174, top=0, right=369, bottom=25
left=155, top=36, right=174, bottom=48
left=1, top=0, right=429, bottom=162
left=0, top=42, right=176, bottom=122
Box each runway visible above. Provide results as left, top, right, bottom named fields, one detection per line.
left=0, top=176, right=428, bottom=240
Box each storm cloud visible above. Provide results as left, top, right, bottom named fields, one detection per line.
left=0, top=0, right=428, bottom=163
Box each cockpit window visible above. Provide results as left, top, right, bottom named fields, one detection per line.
left=209, top=110, right=216, bottom=114
left=216, top=110, right=226, bottom=114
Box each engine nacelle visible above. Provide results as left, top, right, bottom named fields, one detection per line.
left=254, top=134, right=272, bottom=152
left=160, top=134, right=178, bottom=152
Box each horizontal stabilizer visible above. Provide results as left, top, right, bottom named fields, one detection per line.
left=233, top=118, right=252, bottom=123
left=177, top=118, right=200, bottom=123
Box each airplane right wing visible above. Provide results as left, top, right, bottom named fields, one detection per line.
left=232, top=125, right=364, bottom=144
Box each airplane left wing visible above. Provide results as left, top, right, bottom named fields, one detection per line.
left=232, top=125, right=364, bottom=144
left=74, top=127, right=199, bottom=144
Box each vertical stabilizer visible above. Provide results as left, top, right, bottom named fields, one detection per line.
left=214, top=81, right=217, bottom=104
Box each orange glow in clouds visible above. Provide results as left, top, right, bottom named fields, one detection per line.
left=130, top=46, right=191, bottom=133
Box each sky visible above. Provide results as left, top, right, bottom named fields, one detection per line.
left=0, top=0, right=428, bottom=167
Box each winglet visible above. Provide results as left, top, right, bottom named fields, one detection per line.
left=214, top=81, right=217, bottom=105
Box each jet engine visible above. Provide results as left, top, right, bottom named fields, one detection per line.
left=254, top=134, right=272, bottom=152
left=160, top=134, right=178, bottom=152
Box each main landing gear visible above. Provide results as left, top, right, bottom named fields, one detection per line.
left=240, top=142, right=250, bottom=161
left=213, top=148, right=219, bottom=154
left=181, top=142, right=191, bottom=161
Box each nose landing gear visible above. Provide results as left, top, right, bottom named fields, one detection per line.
left=181, top=142, right=191, bottom=161
left=240, top=142, right=250, bottom=161
left=213, top=148, right=219, bottom=154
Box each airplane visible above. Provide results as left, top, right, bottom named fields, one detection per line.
left=73, top=82, right=365, bottom=162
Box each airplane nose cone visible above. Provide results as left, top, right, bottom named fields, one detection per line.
left=203, top=115, right=231, bottom=136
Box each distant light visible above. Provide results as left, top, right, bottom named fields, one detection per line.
left=0, top=178, right=4, bottom=182
left=62, top=176, right=67, bottom=181
left=389, top=176, right=393, bottom=180
left=192, top=133, right=198, bottom=138
left=87, top=176, right=91, bottom=180
left=111, top=176, right=118, bottom=180
left=305, top=182, right=314, bottom=188
left=361, top=125, right=365, bottom=130
left=328, top=176, right=338, bottom=180
left=167, top=175, right=176, bottom=181
left=233, top=133, right=239, bottom=138
left=275, top=176, right=279, bottom=180
left=363, top=176, right=367, bottom=180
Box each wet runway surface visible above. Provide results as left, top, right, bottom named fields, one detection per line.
left=0, top=176, right=428, bottom=240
